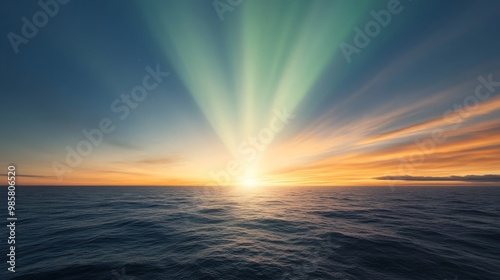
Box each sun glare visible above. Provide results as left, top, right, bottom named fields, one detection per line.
left=243, top=178, right=257, bottom=188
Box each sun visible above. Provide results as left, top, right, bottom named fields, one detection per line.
left=240, top=167, right=260, bottom=188
left=242, top=177, right=257, bottom=188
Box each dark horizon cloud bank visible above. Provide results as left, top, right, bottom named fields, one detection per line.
left=375, top=174, right=500, bottom=183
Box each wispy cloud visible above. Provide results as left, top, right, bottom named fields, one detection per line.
left=132, top=157, right=181, bottom=165
left=0, top=173, right=55, bottom=178
left=106, top=140, right=143, bottom=151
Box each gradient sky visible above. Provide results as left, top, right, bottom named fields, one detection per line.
left=1, top=0, right=499, bottom=187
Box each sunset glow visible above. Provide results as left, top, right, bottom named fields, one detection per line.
left=1, top=0, right=499, bottom=188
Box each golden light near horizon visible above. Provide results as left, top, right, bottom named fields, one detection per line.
left=242, top=177, right=257, bottom=188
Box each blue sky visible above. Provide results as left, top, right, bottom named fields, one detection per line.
left=1, top=0, right=499, bottom=186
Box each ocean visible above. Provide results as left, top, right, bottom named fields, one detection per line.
left=2, top=186, right=499, bottom=280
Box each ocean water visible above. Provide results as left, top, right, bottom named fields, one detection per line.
left=2, top=186, right=500, bottom=280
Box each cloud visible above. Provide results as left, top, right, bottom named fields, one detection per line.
left=0, top=174, right=56, bottom=178
left=361, top=95, right=500, bottom=145
left=374, top=174, right=500, bottom=183
left=112, top=156, right=182, bottom=166
left=134, top=157, right=180, bottom=165
left=107, top=140, right=143, bottom=151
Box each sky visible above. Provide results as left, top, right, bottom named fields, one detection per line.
left=0, top=0, right=499, bottom=187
